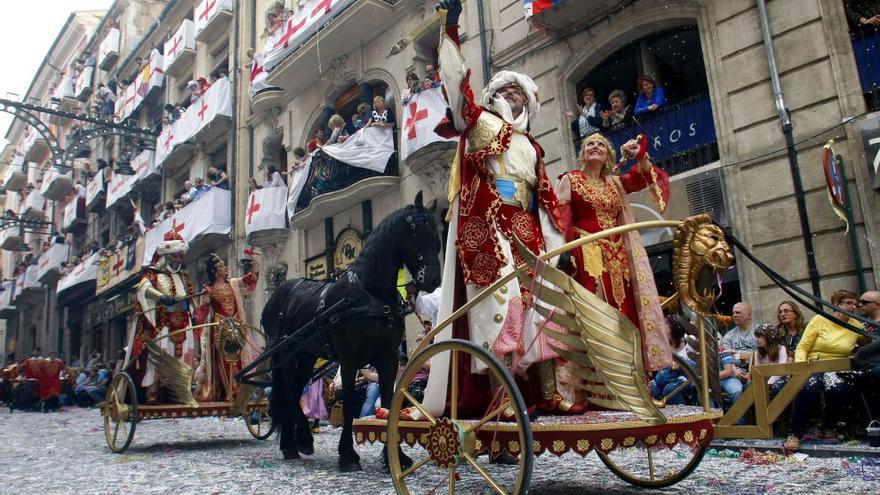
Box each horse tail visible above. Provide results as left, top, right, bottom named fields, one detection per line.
left=269, top=359, right=284, bottom=436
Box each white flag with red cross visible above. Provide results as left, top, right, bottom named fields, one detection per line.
left=399, top=87, right=458, bottom=162
left=245, top=186, right=288, bottom=237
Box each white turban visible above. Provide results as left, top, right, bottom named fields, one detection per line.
left=480, top=70, right=540, bottom=116
left=156, top=239, right=188, bottom=255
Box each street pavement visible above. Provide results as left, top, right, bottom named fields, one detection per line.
left=1, top=407, right=878, bottom=494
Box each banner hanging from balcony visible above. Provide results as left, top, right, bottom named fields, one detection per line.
left=86, top=172, right=104, bottom=208
left=105, top=171, right=136, bottom=209
left=0, top=280, right=15, bottom=310
left=606, top=95, right=717, bottom=164
left=56, top=252, right=100, bottom=300
left=245, top=186, right=288, bottom=238
left=155, top=79, right=233, bottom=166
left=321, top=126, right=395, bottom=173
left=96, top=237, right=143, bottom=295
left=37, top=243, right=69, bottom=281
left=14, top=265, right=40, bottom=301
left=400, top=87, right=458, bottom=162
left=261, top=0, right=357, bottom=73
left=143, top=188, right=232, bottom=265
left=286, top=155, right=311, bottom=218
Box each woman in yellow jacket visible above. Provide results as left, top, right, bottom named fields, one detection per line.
left=784, top=289, right=861, bottom=451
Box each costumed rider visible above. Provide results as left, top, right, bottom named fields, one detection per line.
left=124, top=230, right=199, bottom=404
left=421, top=0, right=584, bottom=419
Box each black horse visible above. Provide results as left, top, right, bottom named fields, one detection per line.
left=261, top=192, right=442, bottom=471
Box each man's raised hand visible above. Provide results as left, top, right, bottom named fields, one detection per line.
left=435, top=0, right=462, bottom=25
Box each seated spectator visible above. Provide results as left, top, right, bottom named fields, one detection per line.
left=367, top=95, right=394, bottom=130
left=327, top=114, right=349, bottom=144
left=720, top=302, right=758, bottom=366
left=85, top=351, right=101, bottom=370
left=784, top=290, right=862, bottom=451
left=401, top=71, right=421, bottom=104
left=650, top=315, right=696, bottom=405
left=84, top=365, right=111, bottom=404
left=634, top=75, right=666, bottom=115
left=601, top=89, right=633, bottom=128
left=357, top=366, right=380, bottom=418
left=749, top=323, right=789, bottom=395
left=307, top=127, right=327, bottom=153
left=860, top=290, right=880, bottom=331
left=264, top=165, right=286, bottom=188
left=74, top=367, right=94, bottom=406
left=778, top=300, right=806, bottom=361
left=248, top=177, right=262, bottom=192
left=565, top=86, right=603, bottom=147
left=719, top=347, right=745, bottom=408
left=207, top=167, right=229, bottom=190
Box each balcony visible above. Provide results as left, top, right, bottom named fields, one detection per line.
left=264, top=0, right=401, bottom=96
left=593, top=94, right=718, bottom=177
left=118, top=52, right=165, bottom=121
left=0, top=226, right=22, bottom=251
left=3, top=156, right=27, bottom=192
left=14, top=265, right=42, bottom=302
left=23, top=129, right=49, bottom=163
left=105, top=170, right=136, bottom=210
left=98, top=28, right=121, bottom=71
left=155, top=79, right=232, bottom=172
left=194, top=0, right=233, bottom=45
left=131, top=149, right=160, bottom=192
left=75, top=66, right=94, bottom=101
left=292, top=126, right=399, bottom=228
left=0, top=280, right=16, bottom=318
left=39, top=169, right=74, bottom=201
left=37, top=242, right=70, bottom=283
left=53, top=76, right=78, bottom=112
left=144, top=188, right=231, bottom=264
left=21, top=190, right=46, bottom=220
left=400, top=87, right=459, bottom=202
left=244, top=186, right=288, bottom=247
left=163, top=19, right=197, bottom=80
left=61, top=197, right=86, bottom=233
left=96, top=237, right=143, bottom=296
left=85, top=172, right=105, bottom=212
left=524, top=0, right=620, bottom=31
left=56, top=252, right=99, bottom=304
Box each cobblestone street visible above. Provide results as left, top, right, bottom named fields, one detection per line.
left=1, top=407, right=879, bottom=494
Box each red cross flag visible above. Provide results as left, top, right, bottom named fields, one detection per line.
left=245, top=186, right=288, bottom=238
left=143, top=188, right=232, bottom=266
left=399, top=87, right=459, bottom=162
left=163, top=19, right=195, bottom=72
left=195, top=0, right=231, bottom=34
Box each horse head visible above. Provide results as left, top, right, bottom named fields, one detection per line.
left=401, top=191, right=442, bottom=294
left=672, top=214, right=735, bottom=315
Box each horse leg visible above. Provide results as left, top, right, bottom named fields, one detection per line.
left=376, top=351, right=413, bottom=473
left=292, top=360, right=315, bottom=456
left=337, top=363, right=362, bottom=472
left=273, top=363, right=300, bottom=460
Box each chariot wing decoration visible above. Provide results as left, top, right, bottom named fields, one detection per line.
left=146, top=341, right=198, bottom=406
left=512, top=238, right=665, bottom=425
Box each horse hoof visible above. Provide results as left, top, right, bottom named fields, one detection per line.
left=339, top=460, right=363, bottom=472
left=282, top=450, right=301, bottom=460
left=297, top=443, right=315, bottom=456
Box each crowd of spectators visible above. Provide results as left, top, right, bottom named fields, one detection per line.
left=401, top=64, right=442, bottom=105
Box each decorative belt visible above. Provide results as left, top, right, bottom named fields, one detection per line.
left=495, top=177, right=533, bottom=210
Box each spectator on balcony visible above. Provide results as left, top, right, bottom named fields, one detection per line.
left=401, top=72, right=421, bottom=105
left=96, top=83, right=116, bottom=120
left=178, top=180, right=193, bottom=204
left=82, top=51, right=96, bottom=68
left=845, top=1, right=880, bottom=31
left=159, top=201, right=175, bottom=221
left=565, top=86, right=603, bottom=147
left=292, top=147, right=308, bottom=171
left=601, top=90, right=633, bottom=128
left=207, top=167, right=229, bottom=190
left=425, top=64, right=441, bottom=86
left=187, top=80, right=204, bottom=105
left=249, top=177, right=262, bottom=192
left=634, top=76, right=666, bottom=115
left=367, top=95, right=395, bottom=130
left=327, top=114, right=349, bottom=144
left=355, top=102, right=372, bottom=130
left=264, top=166, right=286, bottom=188
left=189, top=178, right=210, bottom=202
left=307, top=127, right=327, bottom=153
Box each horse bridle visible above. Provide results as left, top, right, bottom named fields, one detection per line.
left=405, top=212, right=432, bottom=289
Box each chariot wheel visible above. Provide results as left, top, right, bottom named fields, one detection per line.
left=387, top=339, right=534, bottom=495
left=244, top=407, right=275, bottom=440
left=103, top=372, right=138, bottom=453
left=597, top=355, right=709, bottom=488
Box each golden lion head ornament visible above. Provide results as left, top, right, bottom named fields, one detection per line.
left=672, top=215, right=735, bottom=315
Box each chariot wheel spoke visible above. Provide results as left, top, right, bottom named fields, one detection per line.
left=401, top=389, right=437, bottom=425
left=648, top=448, right=655, bottom=481
left=465, top=398, right=511, bottom=433
left=448, top=465, right=456, bottom=495
left=463, top=452, right=507, bottom=495
left=398, top=455, right=432, bottom=480
left=450, top=349, right=458, bottom=421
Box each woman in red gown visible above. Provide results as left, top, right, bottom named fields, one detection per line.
left=556, top=133, right=672, bottom=374
left=194, top=253, right=261, bottom=402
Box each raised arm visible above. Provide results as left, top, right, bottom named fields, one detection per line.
left=436, top=0, right=472, bottom=133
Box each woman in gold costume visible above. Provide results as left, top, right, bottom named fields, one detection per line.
left=194, top=253, right=262, bottom=402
